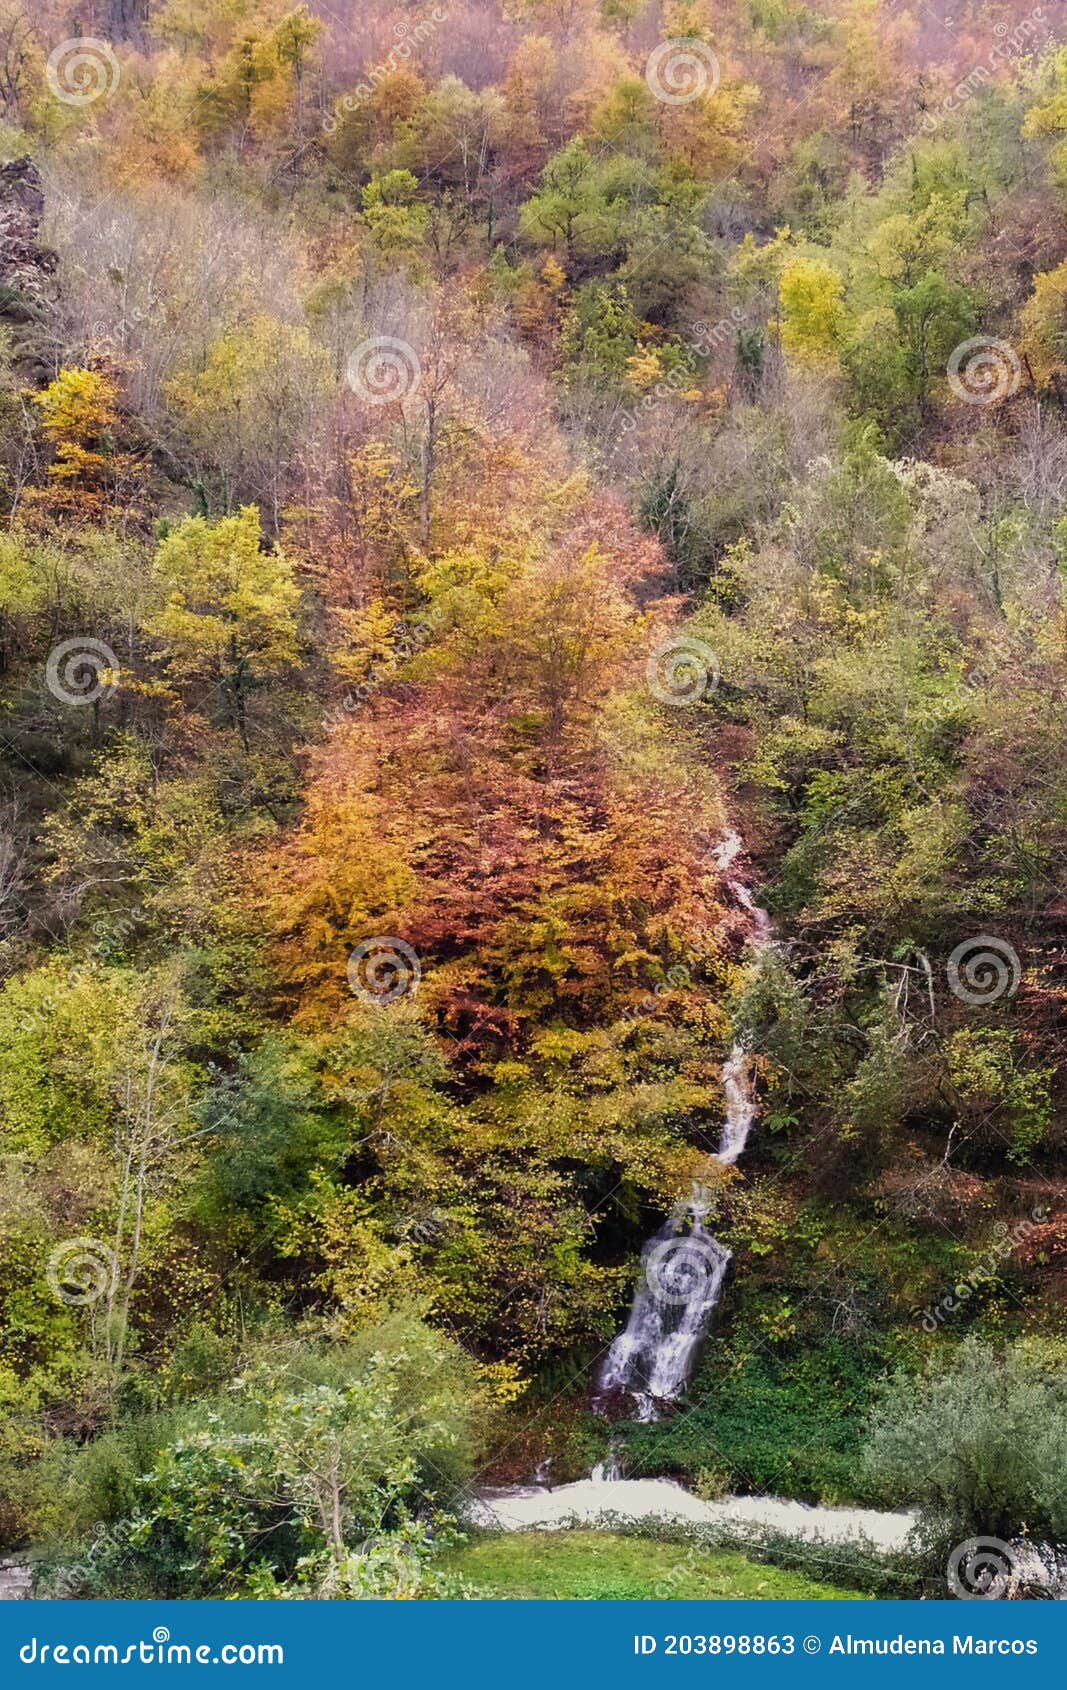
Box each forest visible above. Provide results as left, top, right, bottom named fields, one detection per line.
left=0, top=0, right=1064, bottom=1602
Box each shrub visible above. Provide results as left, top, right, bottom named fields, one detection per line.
left=40, top=1317, right=487, bottom=1598
left=863, top=1337, right=1067, bottom=1551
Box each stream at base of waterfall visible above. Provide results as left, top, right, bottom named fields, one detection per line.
left=594, top=829, right=769, bottom=1422
left=471, top=828, right=930, bottom=1559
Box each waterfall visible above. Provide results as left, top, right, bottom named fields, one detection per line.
left=595, top=830, right=770, bottom=1421
left=590, top=1441, right=622, bottom=1483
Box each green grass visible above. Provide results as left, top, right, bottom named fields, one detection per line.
left=442, top=1531, right=870, bottom=1600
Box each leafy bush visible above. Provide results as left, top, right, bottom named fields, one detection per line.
left=864, top=1338, right=1067, bottom=1550
left=40, top=1318, right=486, bottom=1599
left=625, top=1341, right=892, bottom=1504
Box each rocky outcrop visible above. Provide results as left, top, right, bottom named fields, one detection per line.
left=0, top=156, right=58, bottom=381
left=0, top=1558, right=32, bottom=1599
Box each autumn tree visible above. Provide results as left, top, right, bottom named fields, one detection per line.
left=147, top=505, right=301, bottom=748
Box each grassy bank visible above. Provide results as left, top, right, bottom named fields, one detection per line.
left=443, top=1531, right=870, bottom=1601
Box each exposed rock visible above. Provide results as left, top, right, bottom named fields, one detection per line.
left=0, top=157, right=58, bottom=380
left=0, top=1558, right=32, bottom=1600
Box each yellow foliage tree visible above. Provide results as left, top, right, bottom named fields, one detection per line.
left=1020, top=260, right=1067, bottom=392
left=32, top=368, right=120, bottom=484
left=778, top=256, right=847, bottom=368
left=147, top=505, right=301, bottom=748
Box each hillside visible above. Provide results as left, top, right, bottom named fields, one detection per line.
left=0, top=0, right=1064, bottom=1601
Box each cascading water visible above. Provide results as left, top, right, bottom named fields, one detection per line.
left=595, top=1196, right=733, bottom=1421
left=596, top=830, right=770, bottom=1421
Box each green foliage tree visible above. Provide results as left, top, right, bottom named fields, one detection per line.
left=147, top=506, right=301, bottom=749
left=46, top=1321, right=485, bottom=1598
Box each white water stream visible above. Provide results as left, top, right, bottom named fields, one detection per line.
left=471, top=1479, right=917, bottom=1551
left=474, top=827, right=931, bottom=1557
left=594, top=830, right=767, bottom=1420
left=474, top=829, right=925, bottom=1555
